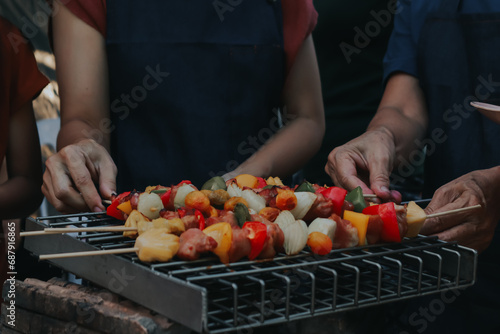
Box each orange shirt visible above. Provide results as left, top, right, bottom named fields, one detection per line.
left=63, top=0, right=317, bottom=73
left=0, top=17, right=49, bottom=163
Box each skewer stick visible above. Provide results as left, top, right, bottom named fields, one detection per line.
left=20, top=226, right=137, bottom=237
left=44, top=226, right=137, bottom=233
left=20, top=230, right=69, bottom=237
left=40, top=247, right=139, bottom=260
left=363, top=194, right=378, bottom=199
left=102, top=199, right=112, bottom=205
left=426, top=204, right=481, bottom=219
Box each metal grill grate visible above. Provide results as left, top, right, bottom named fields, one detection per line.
left=23, top=213, right=477, bottom=333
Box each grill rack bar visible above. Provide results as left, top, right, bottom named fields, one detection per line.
left=23, top=213, right=477, bottom=333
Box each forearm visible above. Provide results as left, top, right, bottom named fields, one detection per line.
left=232, top=35, right=324, bottom=178
left=366, top=73, right=428, bottom=168
left=233, top=115, right=324, bottom=177
left=57, top=118, right=110, bottom=151
left=54, top=2, right=110, bottom=152
left=0, top=176, right=43, bottom=220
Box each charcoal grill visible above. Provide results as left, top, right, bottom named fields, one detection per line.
left=23, top=212, right=477, bottom=333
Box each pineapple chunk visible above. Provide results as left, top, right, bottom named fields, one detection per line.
left=405, top=201, right=427, bottom=237
left=137, top=217, right=186, bottom=236
left=124, top=210, right=149, bottom=239
left=134, top=228, right=179, bottom=262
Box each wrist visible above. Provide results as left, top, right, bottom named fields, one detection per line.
left=366, top=126, right=396, bottom=143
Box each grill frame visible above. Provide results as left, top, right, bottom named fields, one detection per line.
left=23, top=213, right=477, bottom=333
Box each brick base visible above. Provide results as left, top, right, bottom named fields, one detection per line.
left=1, top=278, right=186, bottom=334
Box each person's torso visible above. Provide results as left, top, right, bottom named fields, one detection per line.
left=415, top=0, right=500, bottom=195
left=105, top=0, right=285, bottom=190
left=305, top=0, right=393, bottom=185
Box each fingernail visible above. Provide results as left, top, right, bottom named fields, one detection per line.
left=93, top=206, right=104, bottom=212
left=380, top=186, right=390, bottom=193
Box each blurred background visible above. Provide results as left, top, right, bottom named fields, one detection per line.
left=1, top=0, right=60, bottom=216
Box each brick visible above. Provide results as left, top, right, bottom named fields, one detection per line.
left=46, top=278, right=173, bottom=329
left=1, top=303, right=100, bottom=334
left=44, top=277, right=120, bottom=303
left=4, top=279, right=177, bottom=334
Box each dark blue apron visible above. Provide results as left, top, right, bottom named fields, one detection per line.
left=106, top=0, right=284, bottom=190
left=391, top=0, right=500, bottom=332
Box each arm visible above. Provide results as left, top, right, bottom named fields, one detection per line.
left=325, top=73, right=428, bottom=202
left=0, top=102, right=43, bottom=219
left=42, top=4, right=116, bottom=213
left=228, top=35, right=325, bottom=178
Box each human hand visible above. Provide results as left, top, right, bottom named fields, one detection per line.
left=420, top=167, right=500, bottom=253
left=42, top=139, right=117, bottom=213
left=325, top=128, right=402, bottom=203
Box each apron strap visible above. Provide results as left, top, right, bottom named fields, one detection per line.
left=439, top=0, right=461, bottom=13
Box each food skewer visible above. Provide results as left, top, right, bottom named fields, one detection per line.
left=40, top=227, right=179, bottom=262
left=32, top=174, right=484, bottom=262
left=36, top=204, right=482, bottom=261
left=24, top=204, right=482, bottom=237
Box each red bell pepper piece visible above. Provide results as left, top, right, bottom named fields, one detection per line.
left=178, top=207, right=205, bottom=230
left=243, top=221, right=267, bottom=260
left=160, top=189, right=172, bottom=208
left=256, top=177, right=267, bottom=189
left=177, top=180, right=192, bottom=186
left=106, top=191, right=131, bottom=220
left=318, top=187, right=347, bottom=216
left=362, top=202, right=401, bottom=243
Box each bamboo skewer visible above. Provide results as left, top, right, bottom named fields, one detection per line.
left=39, top=247, right=139, bottom=260
left=44, top=226, right=137, bottom=233
left=102, top=199, right=112, bottom=205
left=426, top=204, right=481, bottom=219
left=20, top=226, right=137, bottom=237
left=21, top=230, right=67, bottom=237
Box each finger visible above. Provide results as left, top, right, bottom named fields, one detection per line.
left=421, top=199, right=469, bottom=235
left=42, top=169, right=82, bottom=213
left=96, top=157, right=117, bottom=200
left=326, top=152, right=372, bottom=193
left=389, top=190, right=402, bottom=204
left=432, top=223, right=490, bottom=252
left=367, top=157, right=392, bottom=201
left=81, top=140, right=117, bottom=199
left=61, top=148, right=104, bottom=212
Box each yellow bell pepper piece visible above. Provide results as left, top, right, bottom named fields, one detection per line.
left=343, top=210, right=370, bottom=246
left=266, top=176, right=284, bottom=186
left=203, top=222, right=233, bottom=264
